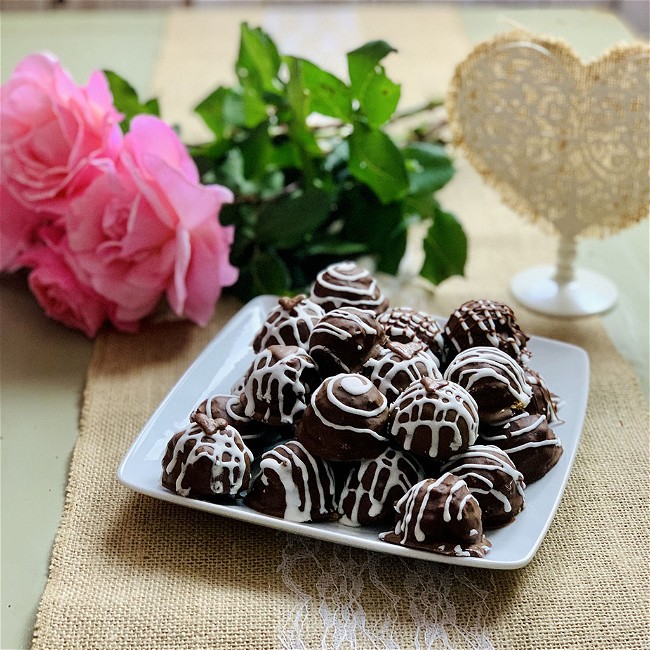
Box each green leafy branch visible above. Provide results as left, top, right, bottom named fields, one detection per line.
left=106, top=23, right=466, bottom=301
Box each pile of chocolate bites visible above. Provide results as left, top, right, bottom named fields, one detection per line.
left=161, top=261, right=563, bottom=558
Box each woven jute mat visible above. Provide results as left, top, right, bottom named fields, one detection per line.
left=31, top=8, right=649, bottom=650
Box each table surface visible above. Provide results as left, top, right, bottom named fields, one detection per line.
left=1, top=5, right=648, bottom=649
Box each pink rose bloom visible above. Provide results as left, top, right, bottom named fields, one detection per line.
left=0, top=53, right=122, bottom=215
left=21, top=239, right=109, bottom=339
left=0, top=184, right=55, bottom=271
left=19, top=224, right=139, bottom=336
left=66, top=115, right=238, bottom=327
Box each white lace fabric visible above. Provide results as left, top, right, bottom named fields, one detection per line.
left=277, top=534, right=496, bottom=650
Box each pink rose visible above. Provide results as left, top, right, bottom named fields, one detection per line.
left=0, top=184, right=54, bottom=271
left=66, top=115, right=238, bottom=327
left=0, top=53, right=123, bottom=214
left=20, top=224, right=139, bottom=336
left=21, top=239, right=108, bottom=338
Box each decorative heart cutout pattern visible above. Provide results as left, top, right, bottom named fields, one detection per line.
left=447, top=31, right=650, bottom=238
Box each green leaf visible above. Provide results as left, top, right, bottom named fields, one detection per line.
left=104, top=70, right=159, bottom=131
left=347, top=41, right=400, bottom=127
left=194, top=86, right=247, bottom=136
left=239, top=124, right=271, bottom=179
left=421, top=207, right=467, bottom=284
left=338, top=184, right=406, bottom=274
left=285, top=56, right=352, bottom=120
left=237, top=23, right=282, bottom=94
left=402, top=142, right=455, bottom=195
left=285, top=58, right=321, bottom=157
left=268, top=137, right=302, bottom=171
left=348, top=123, right=408, bottom=204
left=236, top=249, right=291, bottom=300
left=304, top=239, right=369, bottom=257
left=402, top=192, right=439, bottom=221
left=256, top=188, right=332, bottom=249
left=213, top=148, right=259, bottom=197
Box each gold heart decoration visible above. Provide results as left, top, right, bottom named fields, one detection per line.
left=446, top=31, right=650, bottom=239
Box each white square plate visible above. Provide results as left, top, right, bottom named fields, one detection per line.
left=118, top=295, right=589, bottom=569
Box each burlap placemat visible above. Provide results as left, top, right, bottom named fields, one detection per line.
left=32, top=8, right=649, bottom=650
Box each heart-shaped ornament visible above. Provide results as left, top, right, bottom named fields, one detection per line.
left=447, top=30, right=649, bottom=239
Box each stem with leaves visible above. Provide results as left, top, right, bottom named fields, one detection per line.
left=106, top=23, right=466, bottom=302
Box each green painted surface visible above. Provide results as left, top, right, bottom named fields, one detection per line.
left=1, top=10, right=166, bottom=94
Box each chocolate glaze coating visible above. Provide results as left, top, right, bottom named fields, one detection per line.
left=192, top=394, right=264, bottom=442
left=479, top=412, right=563, bottom=483
left=441, top=444, right=525, bottom=528
left=244, top=440, right=336, bottom=522
left=377, top=306, right=444, bottom=363
left=252, top=295, right=325, bottom=353
left=296, top=373, right=390, bottom=462
left=380, top=473, right=491, bottom=557
left=444, top=299, right=529, bottom=365
left=308, top=307, right=386, bottom=378
left=361, top=340, right=442, bottom=405
left=338, top=448, right=425, bottom=527
left=388, top=377, right=479, bottom=460
left=524, top=366, right=562, bottom=425
left=161, top=414, right=253, bottom=498
left=443, top=346, right=532, bottom=425
left=310, top=261, right=389, bottom=313
left=240, top=345, right=320, bottom=426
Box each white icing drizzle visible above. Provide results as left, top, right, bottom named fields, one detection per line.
left=339, top=375, right=373, bottom=396
left=362, top=343, right=441, bottom=402
left=525, top=367, right=563, bottom=425
left=377, top=306, right=444, bottom=363
left=242, top=347, right=316, bottom=424
left=254, top=297, right=325, bottom=351
left=441, top=445, right=526, bottom=515
left=481, top=412, right=562, bottom=453
left=390, top=474, right=478, bottom=547
left=443, top=346, right=532, bottom=408
left=503, top=438, right=562, bottom=454
left=311, top=307, right=380, bottom=340
left=311, top=374, right=388, bottom=441
left=310, top=262, right=386, bottom=310
left=165, top=421, right=253, bottom=497
left=445, top=299, right=527, bottom=359
left=338, top=449, right=424, bottom=527
left=389, top=379, right=479, bottom=458
left=199, top=394, right=249, bottom=426
left=259, top=441, right=334, bottom=522
left=443, top=480, right=467, bottom=522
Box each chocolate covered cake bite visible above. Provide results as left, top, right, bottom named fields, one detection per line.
left=240, top=345, right=320, bottom=426
left=441, top=445, right=525, bottom=528
left=192, top=394, right=264, bottom=444
left=380, top=473, right=491, bottom=557
left=338, top=448, right=425, bottom=527
left=444, top=346, right=532, bottom=424
left=480, top=412, right=563, bottom=483
left=524, top=366, right=562, bottom=425
left=244, top=440, right=336, bottom=522
left=308, top=307, right=385, bottom=377
left=444, top=299, right=529, bottom=364
left=296, top=373, right=390, bottom=462
left=310, top=261, right=389, bottom=313
left=377, top=306, right=444, bottom=363
left=361, top=339, right=441, bottom=404
left=388, top=377, right=479, bottom=460
left=162, top=414, right=253, bottom=498
left=252, top=295, right=325, bottom=352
